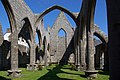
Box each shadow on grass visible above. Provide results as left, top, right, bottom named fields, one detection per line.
left=98, top=71, right=109, bottom=75
left=60, top=69, right=86, bottom=78
left=37, top=65, right=86, bottom=80
left=0, top=68, right=9, bottom=71
left=0, top=76, right=11, bottom=80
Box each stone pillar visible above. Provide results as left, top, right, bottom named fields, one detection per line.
left=44, top=47, right=48, bottom=66
left=106, top=0, right=120, bottom=79
left=42, top=42, right=48, bottom=66
left=0, top=24, right=3, bottom=45
left=30, top=42, right=35, bottom=65
left=104, top=44, right=109, bottom=71
left=75, top=45, right=78, bottom=67
left=27, top=40, right=37, bottom=71
left=85, top=31, right=97, bottom=79
left=95, top=46, right=100, bottom=69
left=0, top=24, right=3, bottom=69
left=75, top=47, right=78, bottom=65
left=80, top=40, right=86, bottom=71
left=77, top=45, right=81, bottom=71
left=88, top=32, right=95, bottom=70
left=80, top=27, right=87, bottom=71
left=74, top=30, right=78, bottom=67
left=8, top=32, right=21, bottom=77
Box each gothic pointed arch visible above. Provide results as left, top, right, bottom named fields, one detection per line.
left=19, top=17, right=34, bottom=42
left=58, top=28, right=67, bottom=37
left=35, top=5, right=77, bottom=27
left=94, top=25, right=108, bottom=44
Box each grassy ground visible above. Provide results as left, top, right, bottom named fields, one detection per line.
left=0, top=64, right=109, bottom=80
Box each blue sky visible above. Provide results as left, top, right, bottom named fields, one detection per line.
left=0, top=0, right=107, bottom=36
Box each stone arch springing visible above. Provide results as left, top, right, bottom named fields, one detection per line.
left=77, top=0, right=96, bottom=39
left=93, top=26, right=108, bottom=44
left=94, top=32, right=107, bottom=44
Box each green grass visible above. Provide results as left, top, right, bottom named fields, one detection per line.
left=0, top=64, right=109, bottom=80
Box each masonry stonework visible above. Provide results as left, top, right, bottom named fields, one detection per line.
left=49, top=12, right=74, bottom=63
left=0, top=0, right=111, bottom=79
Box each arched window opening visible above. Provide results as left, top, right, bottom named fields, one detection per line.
left=58, top=28, right=66, bottom=37
left=57, top=28, right=67, bottom=62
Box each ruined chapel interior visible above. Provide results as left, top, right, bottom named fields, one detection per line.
left=0, top=0, right=120, bottom=80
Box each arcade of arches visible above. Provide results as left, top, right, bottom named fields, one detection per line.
left=0, top=0, right=119, bottom=80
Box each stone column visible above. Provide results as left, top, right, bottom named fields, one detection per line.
left=30, top=42, right=35, bottom=64
left=88, top=32, right=95, bottom=70
left=0, top=24, right=3, bottom=45
left=80, top=40, right=86, bottom=71
left=74, top=45, right=77, bottom=66
left=80, top=27, right=87, bottom=71
left=85, top=31, right=97, bottom=79
left=0, top=24, right=3, bottom=69
left=0, top=49, right=1, bottom=67
left=106, top=0, right=120, bottom=79
left=77, top=45, right=81, bottom=71
left=27, top=40, right=37, bottom=71
left=74, top=29, right=78, bottom=67
left=80, top=0, right=97, bottom=78
left=8, top=32, right=21, bottom=77
left=104, top=44, right=109, bottom=71
left=75, top=45, right=78, bottom=68
left=44, top=47, right=48, bottom=66
left=95, top=46, right=100, bottom=69
left=41, top=42, right=48, bottom=66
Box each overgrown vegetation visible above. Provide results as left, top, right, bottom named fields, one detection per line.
left=0, top=64, right=109, bottom=80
